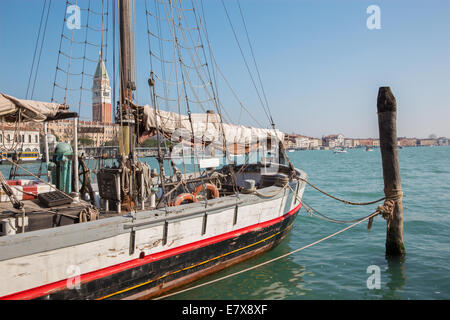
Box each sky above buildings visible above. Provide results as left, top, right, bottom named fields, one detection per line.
left=0, top=0, right=449, bottom=139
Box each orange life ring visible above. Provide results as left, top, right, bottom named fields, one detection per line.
left=193, top=183, right=220, bottom=199
left=171, top=193, right=198, bottom=206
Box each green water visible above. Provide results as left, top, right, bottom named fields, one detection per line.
left=167, top=146, right=450, bottom=300
left=2, top=146, right=449, bottom=299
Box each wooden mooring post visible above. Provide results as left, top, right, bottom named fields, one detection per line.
left=377, top=87, right=405, bottom=257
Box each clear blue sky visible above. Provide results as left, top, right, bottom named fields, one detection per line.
left=0, top=0, right=449, bottom=139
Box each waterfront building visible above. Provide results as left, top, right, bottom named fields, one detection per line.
left=46, top=120, right=118, bottom=147
left=0, top=123, right=40, bottom=153
left=322, top=134, right=344, bottom=148
left=398, top=137, right=417, bottom=147
left=373, top=139, right=380, bottom=147
left=418, top=138, right=437, bottom=147
left=344, top=139, right=354, bottom=148
left=437, top=137, right=448, bottom=146
left=358, top=139, right=375, bottom=147
left=283, top=134, right=297, bottom=149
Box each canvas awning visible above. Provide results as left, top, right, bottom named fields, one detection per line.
left=0, top=93, right=72, bottom=122
left=140, top=105, right=284, bottom=146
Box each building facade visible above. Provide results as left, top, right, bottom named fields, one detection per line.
left=417, top=139, right=436, bottom=147
left=0, top=124, right=40, bottom=153
left=44, top=58, right=119, bottom=148
left=398, top=137, right=417, bottom=147
left=46, top=120, right=118, bottom=147
left=322, top=134, right=344, bottom=148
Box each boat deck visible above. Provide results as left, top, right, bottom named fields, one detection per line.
left=0, top=198, right=121, bottom=234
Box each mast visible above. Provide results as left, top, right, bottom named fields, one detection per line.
left=118, top=0, right=136, bottom=157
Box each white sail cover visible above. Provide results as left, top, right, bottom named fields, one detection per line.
left=0, top=93, right=63, bottom=122
left=142, top=105, right=284, bottom=144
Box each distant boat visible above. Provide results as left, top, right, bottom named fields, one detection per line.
left=287, top=149, right=295, bottom=153
left=365, top=146, right=373, bottom=152
left=333, top=147, right=347, bottom=154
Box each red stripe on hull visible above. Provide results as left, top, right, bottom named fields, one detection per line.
left=1, top=202, right=302, bottom=300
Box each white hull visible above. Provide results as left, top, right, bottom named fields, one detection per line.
left=0, top=173, right=306, bottom=299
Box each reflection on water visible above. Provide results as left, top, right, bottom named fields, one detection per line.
left=383, top=256, right=407, bottom=300
left=168, top=233, right=313, bottom=300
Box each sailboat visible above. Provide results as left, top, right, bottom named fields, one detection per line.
left=0, top=0, right=307, bottom=300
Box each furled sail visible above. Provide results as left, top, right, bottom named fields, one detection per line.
left=0, top=93, right=68, bottom=122
left=140, top=104, right=284, bottom=150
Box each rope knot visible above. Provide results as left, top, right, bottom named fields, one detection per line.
left=377, top=199, right=395, bottom=220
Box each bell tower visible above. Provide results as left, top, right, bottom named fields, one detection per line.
left=92, top=59, right=112, bottom=123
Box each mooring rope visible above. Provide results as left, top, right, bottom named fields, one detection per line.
left=298, top=177, right=387, bottom=206
left=301, top=200, right=377, bottom=224
left=153, top=209, right=381, bottom=300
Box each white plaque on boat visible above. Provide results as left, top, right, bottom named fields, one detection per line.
left=199, top=158, right=220, bottom=168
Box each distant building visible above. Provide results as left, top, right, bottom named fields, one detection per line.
left=47, top=120, right=118, bottom=147
left=373, top=139, right=380, bottom=147
left=92, top=59, right=112, bottom=123
left=283, top=134, right=322, bottom=150
left=323, top=134, right=344, bottom=148
left=284, top=134, right=298, bottom=149
left=45, top=58, right=119, bottom=147
left=0, top=123, right=40, bottom=153
left=437, top=137, right=448, bottom=146
left=418, top=139, right=437, bottom=147
left=358, top=139, right=377, bottom=147
left=310, top=138, right=322, bottom=149
left=398, top=137, right=417, bottom=147
left=344, top=139, right=354, bottom=148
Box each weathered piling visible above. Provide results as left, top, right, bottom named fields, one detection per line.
left=377, top=87, right=405, bottom=256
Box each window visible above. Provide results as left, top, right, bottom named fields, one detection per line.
left=28, top=135, right=32, bottom=143
left=35, top=135, right=38, bottom=143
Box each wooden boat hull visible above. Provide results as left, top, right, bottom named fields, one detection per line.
left=0, top=176, right=306, bottom=300
left=51, top=203, right=300, bottom=300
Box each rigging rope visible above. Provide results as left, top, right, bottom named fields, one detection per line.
left=236, top=0, right=273, bottom=126
left=220, top=0, right=272, bottom=126
left=51, top=0, right=109, bottom=109
left=27, top=0, right=52, bottom=100
left=154, top=208, right=381, bottom=300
